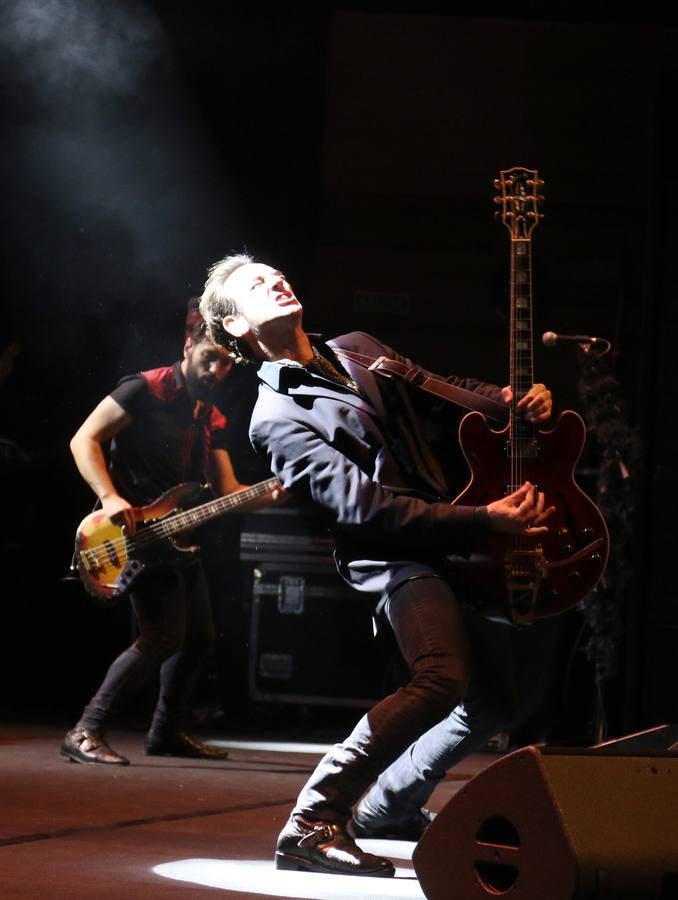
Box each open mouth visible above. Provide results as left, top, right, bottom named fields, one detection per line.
left=276, top=294, right=299, bottom=306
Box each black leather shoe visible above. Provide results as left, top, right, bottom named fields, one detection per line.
left=275, top=814, right=395, bottom=877
left=350, top=806, right=436, bottom=841
left=144, top=732, right=229, bottom=759
left=60, top=728, right=129, bottom=766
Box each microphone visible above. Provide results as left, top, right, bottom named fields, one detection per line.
left=542, top=331, right=602, bottom=346
left=542, top=331, right=611, bottom=355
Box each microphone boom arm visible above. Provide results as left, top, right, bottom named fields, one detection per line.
left=542, top=330, right=611, bottom=356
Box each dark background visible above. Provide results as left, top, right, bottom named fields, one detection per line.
left=1, top=2, right=676, bottom=741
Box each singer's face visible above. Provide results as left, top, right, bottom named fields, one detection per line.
left=223, top=263, right=302, bottom=338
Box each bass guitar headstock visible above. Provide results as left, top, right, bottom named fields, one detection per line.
left=494, top=167, right=544, bottom=240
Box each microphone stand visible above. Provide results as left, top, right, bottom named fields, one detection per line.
left=573, top=342, right=641, bottom=743
left=576, top=337, right=612, bottom=357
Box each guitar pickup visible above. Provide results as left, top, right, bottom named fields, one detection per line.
left=505, top=483, right=540, bottom=499
left=103, top=539, right=120, bottom=568
left=505, top=440, right=539, bottom=458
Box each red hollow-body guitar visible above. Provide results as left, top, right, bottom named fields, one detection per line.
left=75, top=477, right=278, bottom=601
left=450, top=168, right=609, bottom=624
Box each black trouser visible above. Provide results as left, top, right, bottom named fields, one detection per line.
left=77, top=560, right=215, bottom=738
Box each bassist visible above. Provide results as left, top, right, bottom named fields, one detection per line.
left=61, top=310, right=278, bottom=766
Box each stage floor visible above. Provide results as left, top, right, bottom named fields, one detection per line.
left=0, top=723, right=497, bottom=899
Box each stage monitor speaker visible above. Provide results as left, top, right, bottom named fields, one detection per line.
left=591, top=722, right=678, bottom=754
left=412, top=745, right=678, bottom=900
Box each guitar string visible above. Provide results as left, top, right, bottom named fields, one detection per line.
left=97, top=478, right=277, bottom=556
left=82, top=486, right=271, bottom=569
left=80, top=478, right=277, bottom=571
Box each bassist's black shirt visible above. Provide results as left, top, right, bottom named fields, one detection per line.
left=108, top=362, right=229, bottom=506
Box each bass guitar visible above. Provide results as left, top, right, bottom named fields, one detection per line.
left=74, top=477, right=278, bottom=601
left=450, top=167, right=609, bottom=624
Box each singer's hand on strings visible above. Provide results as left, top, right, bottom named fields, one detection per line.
left=501, top=383, right=552, bottom=423
left=487, top=481, right=556, bottom=535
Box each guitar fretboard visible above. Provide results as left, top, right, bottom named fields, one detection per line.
left=152, top=477, right=278, bottom=539
left=495, top=166, right=542, bottom=459
left=509, top=239, right=536, bottom=450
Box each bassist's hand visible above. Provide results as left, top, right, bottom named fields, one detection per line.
left=487, top=482, right=555, bottom=535
left=102, top=495, right=136, bottom=535
left=501, top=383, right=552, bottom=423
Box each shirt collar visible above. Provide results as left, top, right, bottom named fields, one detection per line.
left=257, top=334, right=325, bottom=389
left=172, top=360, right=187, bottom=394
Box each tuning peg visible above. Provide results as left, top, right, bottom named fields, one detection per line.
left=493, top=178, right=502, bottom=189
left=536, top=194, right=544, bottom=202
left=493, top=196, right=503, bottom=204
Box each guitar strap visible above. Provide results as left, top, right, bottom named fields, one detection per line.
left=333, top=348, right=510, bottom=426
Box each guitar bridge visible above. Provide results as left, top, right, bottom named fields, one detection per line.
left=79, top=549, right=97, bottom=573
left=80, top=547, right=107, bottom=573
left=504, top=545, right=547, bottom=624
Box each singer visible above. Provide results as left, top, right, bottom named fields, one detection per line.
left=198, top=252, right=561, bottom=878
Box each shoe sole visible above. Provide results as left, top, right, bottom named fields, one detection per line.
left=60, top=751, right=129, bottom=766
left=275, top=851, right=395, bottom=877
left=353, top=827, right=422, bottom=840
left=144, top=749, right=229, bottom=759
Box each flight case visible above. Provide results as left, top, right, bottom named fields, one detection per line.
left=240, top=508, right=387, bottom=708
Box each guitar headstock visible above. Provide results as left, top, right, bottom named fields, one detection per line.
left=493, top=167, right=544, bottom=240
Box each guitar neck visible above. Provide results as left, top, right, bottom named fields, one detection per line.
left=495, top=165, right=543, bottom=452
left=510, top=238, right=536, bottom=443
left=159, top=477, right=278, bottom=537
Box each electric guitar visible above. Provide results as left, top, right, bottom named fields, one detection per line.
left=450, top=167, right=609, bottom=624
left=74, top=477, right=278, bottom=601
